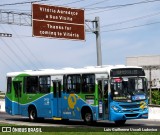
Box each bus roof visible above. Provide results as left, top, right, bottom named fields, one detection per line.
left=7, top=65, right=143, bottom=77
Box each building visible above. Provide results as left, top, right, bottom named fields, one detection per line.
left=126, top=55, right=160, bottom=88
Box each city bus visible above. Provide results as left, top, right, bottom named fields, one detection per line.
left=5, top=65, right=148, bottom=125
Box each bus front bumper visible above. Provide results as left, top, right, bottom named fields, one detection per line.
left=110, top=109, right=148, bottom=121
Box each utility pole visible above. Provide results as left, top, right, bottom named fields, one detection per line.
left=149, top=67, right=152, bottom=104
left=95, top=17, right=102, bottom=66
left=86, top=16, right=102, bottom=66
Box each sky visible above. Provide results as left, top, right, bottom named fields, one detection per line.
left=0, top=0, right=160, bottom=91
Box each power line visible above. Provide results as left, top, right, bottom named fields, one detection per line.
left=87, top=0, right=160, bottom=9
left=39, top=0, right=62, bottom=4
left=0, top=24, right=44, bottom=69
left=10, top=26, right=45, bottom=69
left=0, top=37, right=30, bottom=69
left=0, top=0, right=48, bottom=6
left=40, top=0, right=86, bottom=8
left=0, top=56, right=15, bottom=71
left=86, top=0, right=160, bottom=14
left=101, top=21, right=160, bottom=33
left=0, top=38, right=23, bottom=70
left=62, top=0, right=86, bottom=6
left=83, top=0, right=110, bottom=8
left=101, top=11, right=160, bottom=28
left=0, top=9, right=30, bottom=12
left=8, top=35, right=39, bottom=70
left=0, top=25, right=34, bottom=68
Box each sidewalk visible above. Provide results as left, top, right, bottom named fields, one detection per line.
left=134, top=119, right=160, bottom=122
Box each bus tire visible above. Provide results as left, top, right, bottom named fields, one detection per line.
left=84, top=111, right=93, bottom=125
left=114, top=120, right=126, bottom=126
left=29, top=106, right=37, bottom=121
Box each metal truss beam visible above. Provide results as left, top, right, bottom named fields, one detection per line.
left=0, top=10, right=31, bottom=26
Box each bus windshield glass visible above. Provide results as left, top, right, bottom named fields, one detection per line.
left=111, top=77, right=148, bottom=102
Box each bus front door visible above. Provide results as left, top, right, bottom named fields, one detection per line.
left=13, top=81, right=22, bottom=115
left=52, top=80, right=62, bottom=118
left=98, top=79, right=108, bottom=119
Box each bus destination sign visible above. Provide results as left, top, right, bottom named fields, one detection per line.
left=32, top=3, right=85, bottom=40
left=110, top=68, right=145, bottom=77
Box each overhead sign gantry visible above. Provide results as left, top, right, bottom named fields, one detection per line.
left=0, top=3, right=102, bottom=66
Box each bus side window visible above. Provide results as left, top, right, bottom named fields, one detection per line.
left=104, top=80, right=108, bottom=98
left=13, top=81, right=22, bottom=98
left=111, top=81, right=115, bottom=96
left=39, top=76, right=50, bottom=93
left=67, top=75, right=72, bottom=92
left=73, top=75, right=81, bottom=93
left=7, top=77, right=12, bottom=93
left=26, top=76, right=39, bottom=93
left=98, top=80, right=102, bottom=98
left=63, top=75, right=67, bottom=93
left=82, top=74, right=95, bottom=94
left=66, top=74, right=81, bottom=94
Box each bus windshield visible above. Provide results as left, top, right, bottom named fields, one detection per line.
left=111, top=77, right=147, bottom=102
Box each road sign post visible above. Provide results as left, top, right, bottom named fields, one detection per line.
left=85, top=17, right=102, bottom=66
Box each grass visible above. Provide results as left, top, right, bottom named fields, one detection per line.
left=0, top=123, right=159, bottom=135
left=0, top=131, right=159, bottom=134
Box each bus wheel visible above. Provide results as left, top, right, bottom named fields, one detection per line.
left=84, top=112, right=93, bottom=125
left=114, top=120, right=126, bottom=126
left=29, top=107, right=37, bottom=121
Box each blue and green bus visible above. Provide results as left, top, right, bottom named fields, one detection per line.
left=5, top=65, right=148, bottom=125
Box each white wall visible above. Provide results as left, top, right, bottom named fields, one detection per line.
left=149, top=106, right=160, bottom=120
left=126, top=55, right=160, bottom=66
left=126, top=55, right=160, bottom=88
left=0, top=99, right=5, bottom=112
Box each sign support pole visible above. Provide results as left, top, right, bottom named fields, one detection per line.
left=86, top=17, right=102, bottom=66
left=95, top=17, right=102, bottom=66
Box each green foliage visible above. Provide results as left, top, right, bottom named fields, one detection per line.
left=151, top=90, right=160, bottom=105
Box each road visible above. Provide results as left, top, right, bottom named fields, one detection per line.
left=0, top=112, right=160, bottom=132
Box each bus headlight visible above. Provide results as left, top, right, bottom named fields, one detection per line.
left=112, top=105, right=121, bottom=112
